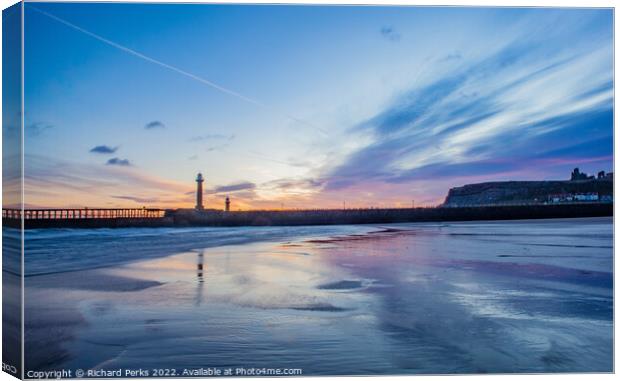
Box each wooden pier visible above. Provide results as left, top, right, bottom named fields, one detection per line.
left=2, top=208, right=168, bottom=228
left=2, top=208, right=165, bottom=219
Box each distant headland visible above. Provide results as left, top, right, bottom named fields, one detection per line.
left=3, top=168, right=613, bottom=229
left=443, top=168, right=613, bottom=207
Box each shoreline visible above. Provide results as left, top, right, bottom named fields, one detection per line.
left=19, top=217, right=613, bottom=278
left=18, top=217, right=614, bottom=278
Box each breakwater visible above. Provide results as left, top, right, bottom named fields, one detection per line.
left=3, top=203, right=612, bottom=229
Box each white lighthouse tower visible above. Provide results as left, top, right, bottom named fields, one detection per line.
left=195, top=173, right=204, bottom=210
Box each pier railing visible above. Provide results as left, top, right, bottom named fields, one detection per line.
left=2, top=208, right=165, bottom=220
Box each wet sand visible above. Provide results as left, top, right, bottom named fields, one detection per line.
left=24, top=218, right=613, bottom=375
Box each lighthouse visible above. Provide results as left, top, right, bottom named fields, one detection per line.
left=195, top=172, right=204, bottom=210
left=225, top=196, right=230, bottom=212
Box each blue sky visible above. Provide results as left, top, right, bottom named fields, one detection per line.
left=20, top=3, right=613, bottom=209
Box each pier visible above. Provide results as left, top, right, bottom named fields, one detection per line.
left=2, top=203, right=613, bottom=229
left=2, top=208, right=165, bottom=219
left=2, top=208, right=168, bottom=229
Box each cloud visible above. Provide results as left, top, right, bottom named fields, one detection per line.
left=26, top=122, right=53, bottom=137
left=189, top=134, right=235, bottom=152
left=106, top=157, right=131, bottom=166
left=440, top=52, right=462, bottom=62
left=112, top=195, right=159, bottom=204
left=23, top=154, right=193, bottom=208
left=263, top=178, right=324, bottom=192
left=209, top=181, right=256, bottom=194
left=323, top=19, right=613, bottom=193
left=89, top=145, right=118, bottom=154
left=145, top=120, right=165, bottom=129
left=286, top=158, right=314, bottom=168
left=206, top=143, right=232, bottom=152
left=380, top=26, right=401, bottom=42
left=189, top=134, right=235, bottom=142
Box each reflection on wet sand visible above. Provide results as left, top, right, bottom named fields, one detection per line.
left=24, top=218, right=612, bottom=374
left=195, top=251, right=204, bottom=306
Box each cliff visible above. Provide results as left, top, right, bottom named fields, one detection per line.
left=443, top=179, right=613, bottom=207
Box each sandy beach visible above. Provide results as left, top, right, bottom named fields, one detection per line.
left=24, top=218, right=613, bottom=375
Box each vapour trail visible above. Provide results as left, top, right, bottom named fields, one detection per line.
left=28, top=5, right=328, bottom=136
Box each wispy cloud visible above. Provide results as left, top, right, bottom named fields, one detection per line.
left=209, top=181, right=256, bottom=194
left=440, top=52, right=462, bottom=62
left=145, top=120, right=165, bottom=129
left=112, top=195, right=159, bottom=204
left=106, top=157, right=131, bottom=166
left=189, top=134, right=235, bottom=142
left=206, top=143, right=232, bottom=152
left=26, top=122, right=53, bottom=136
left=190, top=134, right=235, bottom=152
left=23, top=154, right=192, bottom=208
left=262, top=178, right=324, bottom=193
left=323, top=19, right=613, bottom=193
left=380, top=26, right=401, bottom=42
left=90, top=145, right=118, bottom=154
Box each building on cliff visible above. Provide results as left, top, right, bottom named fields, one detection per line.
left=571, top=167, right=593, bottom=181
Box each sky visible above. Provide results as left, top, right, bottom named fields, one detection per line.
left=15, top=3, right=614, bottom=209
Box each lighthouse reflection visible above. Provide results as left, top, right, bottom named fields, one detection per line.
left=197, top=251, right=204, bottom=282
left=195, top=251, right=205, bottom=306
